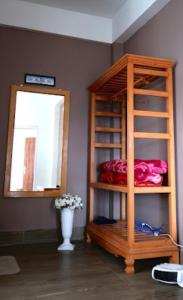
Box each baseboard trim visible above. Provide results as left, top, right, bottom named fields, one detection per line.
left=0, top=226, right=85, bottom=246
left=72, top=226, right=85, bottom=241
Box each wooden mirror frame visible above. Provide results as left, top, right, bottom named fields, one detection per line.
left=4, top=85, right=70, bottom=198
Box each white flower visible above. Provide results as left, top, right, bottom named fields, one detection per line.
left=54, top=193, right=83, bottom=210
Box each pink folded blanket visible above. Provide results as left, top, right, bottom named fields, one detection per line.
left=99, top=159, right=167, bottom=174
left=99, top=159, right=167, bottom=185
left=99, top=171, right=163, bottom=186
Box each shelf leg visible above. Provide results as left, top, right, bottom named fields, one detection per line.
left=169, top=251, right=179, bottom=264
left=125, top=256, right=135, bottom=274
left=86, top=232, right=92, bottom=244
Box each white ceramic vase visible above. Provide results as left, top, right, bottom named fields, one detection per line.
left=57, top=207, right=75, bottom=251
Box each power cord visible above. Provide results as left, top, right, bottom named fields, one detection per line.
left=135, top=220, right=183, bottom=248
left=159, top=233, right=183, bottom=248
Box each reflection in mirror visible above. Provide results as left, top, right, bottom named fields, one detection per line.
left=11, top=92, right=64, bottom=191
left=4, top=85, right=70, bottom=197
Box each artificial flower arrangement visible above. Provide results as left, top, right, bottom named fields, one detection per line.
left=55, top=193, right=83, bottom=210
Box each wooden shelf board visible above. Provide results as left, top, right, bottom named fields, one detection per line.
left=134, top=110, right=169, bottom=118
left=95, top=127, right=122, bottom=133
left=91, top=182, right=171, bottom=194
left=92, top=182, right=128, bottom=193
left=134, top=68, right=168, bottom=77
left=88, top=222, right=168, bottom=242
left=134, top=186, right=171, bottom=193
left=134, top=132, right=170, bottom=139
left=87, top=221, right=177, bottom=251
left=134, top=88, right=168, bottom=97
left=95, top=112, right=121, bottom=117
left=95, top=143, right=122, bottom=148
left=87, top=222, right=177, bottom=259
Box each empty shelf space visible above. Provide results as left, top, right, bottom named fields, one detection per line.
left=95, top=127, right=122, bottom=133
left=134, top=110, right=169, bottom=118
left=134, top=132, right=170, bottom=139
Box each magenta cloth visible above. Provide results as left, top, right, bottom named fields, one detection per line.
left=99, top=159, right=167, bottom=185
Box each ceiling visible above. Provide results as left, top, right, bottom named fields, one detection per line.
left=19, top=0, right=127, bottom=18
left=0, top=0, right=171, bottom=43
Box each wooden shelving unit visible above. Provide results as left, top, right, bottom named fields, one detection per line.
left=86, top=54, right=179, bottom=273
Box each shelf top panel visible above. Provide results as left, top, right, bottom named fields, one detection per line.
left=88, top=53, right=175, bottom=96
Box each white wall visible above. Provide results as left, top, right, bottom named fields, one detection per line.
left=0, top=0, right=170, bottom=43
left=0, top=0, right=112, bottom=43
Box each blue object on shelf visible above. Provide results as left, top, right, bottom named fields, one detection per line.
left=135, top=220, right=163, bottom=236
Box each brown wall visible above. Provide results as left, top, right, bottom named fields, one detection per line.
left=0, top=26, right=111, bottom=232
left=124, top=0, right=183, bottom=245
left=2, top=0, right=182, bottom=245
left=111, top=42, right=124, bottom=63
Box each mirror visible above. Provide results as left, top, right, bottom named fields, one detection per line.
left=4, top=85, right=70, bottom=197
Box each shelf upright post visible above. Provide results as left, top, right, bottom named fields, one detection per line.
left=166, top=67, right=177, bottom=242
left=127, top=61, right=135, bottom=245
left=120, top=94, right=127, bottom=221
left=88, top=92, right=96, bottom=223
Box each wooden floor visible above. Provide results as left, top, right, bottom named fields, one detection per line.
left=0, top=242, right=182, bottom=300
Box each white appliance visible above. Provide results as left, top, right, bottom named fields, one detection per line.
left=152, top=263, right=183, bottom=287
